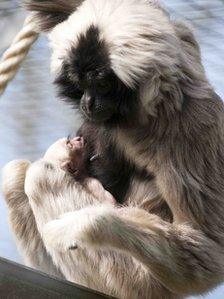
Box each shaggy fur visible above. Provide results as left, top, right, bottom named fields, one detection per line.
left=23, top=0, right=83, bottom=31
left=3, top=0, right=224, bottom=298
left=3, top=159, right=178, bottom=299
left=2, top=160, right=63, bottom=278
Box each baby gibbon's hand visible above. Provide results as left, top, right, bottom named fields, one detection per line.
left=85, top=178, right=117, bottom=205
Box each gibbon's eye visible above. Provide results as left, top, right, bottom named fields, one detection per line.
left=54, top=65, right=84, bottom=102
left=68, top=71, right=79, bottom=84
left=97, top=80, right=112, bottom=95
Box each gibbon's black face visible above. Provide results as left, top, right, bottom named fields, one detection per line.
left=55, top=26, right=138, bottom=124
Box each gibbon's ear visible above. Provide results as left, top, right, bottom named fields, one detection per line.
left=23, top=0, right=83, bottom=32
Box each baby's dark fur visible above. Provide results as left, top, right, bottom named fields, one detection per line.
left=77, top=122, right=155, bottom=205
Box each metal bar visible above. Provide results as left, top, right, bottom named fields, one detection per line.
left=0, top=257, right=115, bottom=299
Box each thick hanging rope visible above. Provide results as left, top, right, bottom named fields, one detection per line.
left=0, top=15, right=39, bottom=96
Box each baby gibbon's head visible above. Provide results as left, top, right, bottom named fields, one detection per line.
left=44, top=137, right=86, bottom=178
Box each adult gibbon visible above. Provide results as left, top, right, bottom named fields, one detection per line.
left=3, top=0, right=224, bottom=298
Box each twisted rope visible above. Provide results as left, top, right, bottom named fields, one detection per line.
left=0, top=15, right=39, bottom=96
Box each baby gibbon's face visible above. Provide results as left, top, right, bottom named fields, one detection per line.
left=44, top=137, right=86, bottom=177
left=44, top=138, right=70, bottom=165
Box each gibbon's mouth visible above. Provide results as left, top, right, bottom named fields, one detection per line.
left=82, top=108, right=115, bottom=124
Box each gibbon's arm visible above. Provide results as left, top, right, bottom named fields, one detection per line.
left=43, top=204, right=224, bottom=296
left=2, top=160, right=63, bottom=278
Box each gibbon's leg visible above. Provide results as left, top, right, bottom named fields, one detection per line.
left=2, top=160, right=63, bottom=278
left=43, top=204, right=224, bottom=297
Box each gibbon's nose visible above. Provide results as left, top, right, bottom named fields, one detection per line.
left=67, top=136, right=84, bottom=150
left=85, top=96, right=95, bottom=114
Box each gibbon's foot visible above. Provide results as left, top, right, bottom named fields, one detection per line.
left=24, top=159, right=66, bottom=202
left=2, top=159, right=31, bottom=206
left=43, top=206, right=114, bottom=252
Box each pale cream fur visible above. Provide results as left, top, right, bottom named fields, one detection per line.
left=3, top=0, right=224, bottom=298
left=3, top=159, right=177, bottom=299
left=49, top=0, right=177, bottom=89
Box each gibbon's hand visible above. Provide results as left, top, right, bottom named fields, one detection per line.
left=85, top=178, right=117, bottom=205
